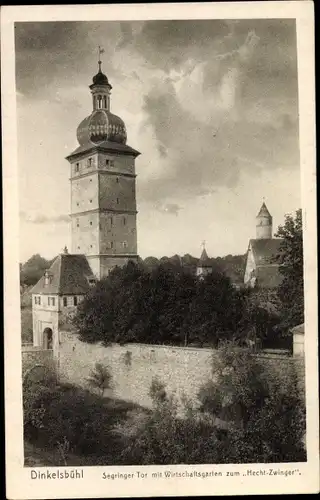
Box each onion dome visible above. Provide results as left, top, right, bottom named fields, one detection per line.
left=91, top=70, right=111, bottom=88
left=76, top=59, right=127, bottom=146
left=77, top=110, right=127, bottom=145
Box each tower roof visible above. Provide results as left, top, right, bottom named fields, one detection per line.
left=198, top=247, right=211, bottom=267
left=76, top=110, right=127, bottom=146
left=257, top=201, right=272, bottom=218
left=30, top=253, right=94, bottom=295
left=90, top=69, right=112, bottom=88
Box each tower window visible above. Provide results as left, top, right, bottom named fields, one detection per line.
left=106, top=159, right=109, bottom=166
left=90, top=199, right=92, bottom=203
left=90, top=245, right=93, bottom=248
left=77, top=202, right=79, bottom=207
left=74, top=296, right=78, bottom=306
left=90, top=221, right=93, bottom=226
left=122, top=241, right=128, bottom=248
left=78, top=246, right=80, bottom=250
left=123, top=216, right=126, bottom=226
left=75, top=163, right=79, bottom=173
left=116, top=198, right=119, bottom=204
left=87, top=158, right=93, bottom=168
left=110, top=217, right=113, bottom=226
left=63, top=297, right=67, bottom=307
left=76, top=218, right=79, bottom=227
left=104, top=96, right=107, bottom=108
left=110, top=160, right=114, bottom=167
left=116, top=177, right=119, bottom=183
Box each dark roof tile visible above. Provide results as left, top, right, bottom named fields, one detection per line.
left=250, top=238, right=284, bottom=265
left=30, top=254, right=94, bottom=295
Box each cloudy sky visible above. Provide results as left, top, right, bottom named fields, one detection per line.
left=16, top=19, right=301, bottom=263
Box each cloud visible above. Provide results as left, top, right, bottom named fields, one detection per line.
left=155, top=203, right=182, bottom=216
left=20, top=212, right=70, bottom=224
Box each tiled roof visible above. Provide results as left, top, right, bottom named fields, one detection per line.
left=198, top=248, right=211, bottom=267
left=250, top=238, right=284, bottom=265
left=30, top=254, right=94, bottom=295
left=66, top=140, right=140, bottom=160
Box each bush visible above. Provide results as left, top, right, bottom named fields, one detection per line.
left=86, top=362, right=113, bottom=397
left=197, top=342, right=306, bottom=462
left=23, top=381, right=144, bottom=464
left=114, top=392, right=224, bottom=465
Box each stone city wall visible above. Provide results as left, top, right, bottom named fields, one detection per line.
left=57, top=332, right=305, bottom=410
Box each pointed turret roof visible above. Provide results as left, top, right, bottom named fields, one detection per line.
left=198, top=247, right=211, bottom=268
left=257, top=201, right=272, bottom=218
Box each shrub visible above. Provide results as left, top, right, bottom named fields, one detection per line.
left=197, top=342, right=306, bottom=463
left=114, top=381, right=224, bottom=465
left=86, top=362, right=113, bottom=397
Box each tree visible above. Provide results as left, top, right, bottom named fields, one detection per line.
left=275, top=209, right=304, bottom=329
left=20, top=254, right=56, bottom=286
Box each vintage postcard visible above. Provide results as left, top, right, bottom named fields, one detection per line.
left=2, top=1, right=319, bottom=498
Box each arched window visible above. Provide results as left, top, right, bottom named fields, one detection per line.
left=104, top=96, right=107, bottom=108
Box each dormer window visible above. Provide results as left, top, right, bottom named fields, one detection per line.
left=87, top=276, right=97, bottom=287
left=44, top=270, right=53, bottom=287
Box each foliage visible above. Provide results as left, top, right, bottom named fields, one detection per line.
left=86, top=362, right=113, bottom=397
left=56, top=436, right=71, bottom=466
left=74, top=261, right=249, bottom=347
left=149, top=377, right=167, bottom=404
left=20, top=254, right=56, bottom=286
left=23, top=381, right=146, bottom=464
left=114, top=388, right=224, bottom=465
left=275, top=209, right=304, bottom=329
left=198, top=342, right=306, bottom=463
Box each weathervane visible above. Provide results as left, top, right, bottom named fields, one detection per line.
left=98, top=45, right=105, bottom=72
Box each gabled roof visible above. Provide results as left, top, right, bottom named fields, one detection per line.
left=66, top=140, right=140, bottom=160
left=30, top=254, right=94, bottom=295
left=257, top=202, right=272, bottom=218
left=198, top=248, right=211, bottom=268
left=250, top=238, right=284, bottom=265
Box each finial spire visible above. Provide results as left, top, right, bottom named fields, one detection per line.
left=63, top=245, right=69, bottom=254
left=201, top=240, right=206, bottom=249
left=98, top=45, right=105, bottom=72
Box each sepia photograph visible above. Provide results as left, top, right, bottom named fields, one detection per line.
left=2, top=2, right=318, bottom=498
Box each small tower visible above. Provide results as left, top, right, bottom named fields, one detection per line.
left=256, top=201, right=273, bottom=239
left=196, top=242, right=212, bottom=279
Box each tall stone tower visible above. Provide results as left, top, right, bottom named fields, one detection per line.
left=256, top=201, right=273, bottom=239
left=66, top=56, right=140, bottom=279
